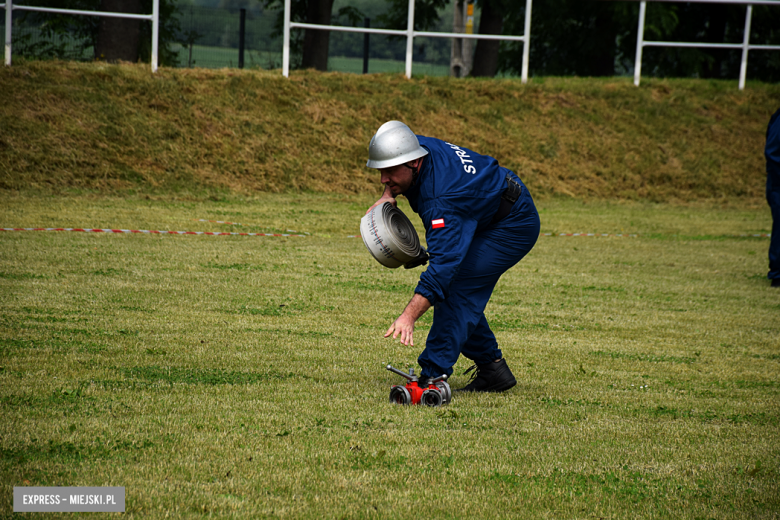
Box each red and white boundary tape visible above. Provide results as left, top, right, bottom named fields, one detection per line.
left=1, top=227, right=306, bottom=237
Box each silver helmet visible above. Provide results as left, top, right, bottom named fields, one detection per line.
left=366, top=121, right=429, bottom=169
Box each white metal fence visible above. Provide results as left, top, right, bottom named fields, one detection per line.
left=4, top=0, right=778, bottom=87
left=282, top=0, right=533, bottom=82
left=2, top=0, right=160, bottom=72
left=632, top=0, right=780, bottom=89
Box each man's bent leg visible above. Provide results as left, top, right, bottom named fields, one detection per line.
left=457, top=314, right=517, bottom=393
left=418, top=288, right=497, bottom=379
left=460, top=314, right=501, bottom=365
left=418, top=189, right=540, bottom=378
left=457, top=188, right=540, bottom=365
left=768, top=175, right=780, bottom=282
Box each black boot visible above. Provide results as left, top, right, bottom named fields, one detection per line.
left=454, top=359, right=517, bottom=393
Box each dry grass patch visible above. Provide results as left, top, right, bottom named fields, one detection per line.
left=1, top=62, right=778, bottom=202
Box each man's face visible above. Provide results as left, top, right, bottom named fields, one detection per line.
left=379, top=160, right=418, bottom=196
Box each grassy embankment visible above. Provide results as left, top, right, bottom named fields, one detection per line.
left=1, top=60, right=778, bottom=202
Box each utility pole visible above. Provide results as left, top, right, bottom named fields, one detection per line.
left=450, top=0, right=474, bottom=77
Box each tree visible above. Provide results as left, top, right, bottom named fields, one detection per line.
left=496, top=1, right=780, bottom=82
left=140, top=0, right=183, bottom=66
left=95, top=0, right=142, bottom=62
left=301, top=0, right=334, bottom=70
left=499, top=0, right=645, bottom=77
left=263, top=0, right=365, bottom=71
left=374, top=0, right=450, bottom=67
left=640, top=3, right=780, bottom=82
left=14, top=0, right=181, bottom=67
left=13, top=0, right=182, bottom=66
left=375, top=0, right=449, bottom=30
left=13, top=0, right=100, bottom=60
left=470, top=0, right=504, bottom=77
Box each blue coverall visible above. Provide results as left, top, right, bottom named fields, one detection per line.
left=766, top=109, right=780, bottom=282
left=402, top=136, right=540, bottom=379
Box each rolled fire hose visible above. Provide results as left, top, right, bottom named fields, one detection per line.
left=360, top=202, right=429, bottom=269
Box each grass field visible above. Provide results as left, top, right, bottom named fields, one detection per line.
left=0, top=194, right=777, bottom=518
left=170, top=44, right=280, bottom=70
left=167, top=44, right=450, bottom=76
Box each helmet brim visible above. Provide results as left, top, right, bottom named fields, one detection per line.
left=366, top=148, right=428, bottom=169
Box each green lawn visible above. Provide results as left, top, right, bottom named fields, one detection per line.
left=169, top=44, right=450, bottom=76
left=0, top=194, right=778, bottom=518
left=171, top=44, right=280, bottom=70
left=327, top=56, right=450, bottom=76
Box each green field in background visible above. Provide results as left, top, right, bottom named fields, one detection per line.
left=171, top=44, right=280, bottom=70
left=170, top=43, right=450, bottom=75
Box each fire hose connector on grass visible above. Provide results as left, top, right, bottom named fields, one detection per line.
left=386, top=364, right=451, bottom=407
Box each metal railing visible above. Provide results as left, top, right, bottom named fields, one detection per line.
left=2, top=0, right=160, bottom=72
left=632, top=0, right=780, bottom=89
left=282, top=0, right=533, bottom=81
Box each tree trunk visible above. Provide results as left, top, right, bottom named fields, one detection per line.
left=470, top=0, right=503, bottom=77
left=301, top=0, right=335, bottom=71
left=95, top=0, right=142, bottom=63
left=590, top=11, right=616, bottom=76
left=701, top=6, right=728, bottom=79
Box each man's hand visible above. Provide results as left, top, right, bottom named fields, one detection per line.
left=384, top=294, right=432, bottom=346
left=385, top=314, right=416, bottom=346
left=366, top=185, right=397, bottom=214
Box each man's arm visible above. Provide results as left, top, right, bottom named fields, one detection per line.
left=384, top=293, right=431, bottom=346
left=366, top=185, right=396, bottom=214
left=413, top=208, right=478, bottom=306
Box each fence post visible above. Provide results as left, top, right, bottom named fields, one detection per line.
left=739, top=4, right=752, bottom=90
left=633, top=0, right=646, bottom=86
left=405, top=0, right=414, bottom=78
left=151, top=0, right=159, bottom=72
left=283, top=0, right=290, bottom=77
left=5, top=0, right=12, bottom=66
left=521, top=0, right=532, bottom=83
left=363, top=17, right=370, bottom=74
left=239, top=8, right=246, bottom=69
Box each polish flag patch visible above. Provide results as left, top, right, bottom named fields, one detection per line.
left=431, top=218, right=445, bottom=229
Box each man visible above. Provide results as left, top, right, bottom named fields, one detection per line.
left=767, top=108, right=780, bottom=287
left=365, top=121, right=540, bottom=392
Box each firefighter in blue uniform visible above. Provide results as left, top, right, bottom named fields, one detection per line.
left=766, top=108, right=780, bottom=287
left=366, top=121, right=540, bottom=392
